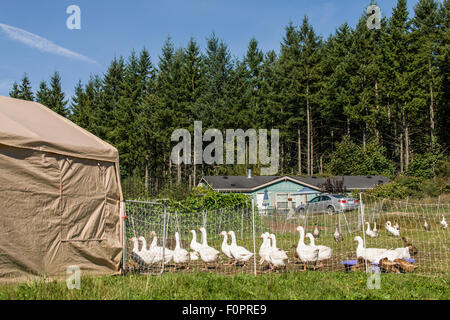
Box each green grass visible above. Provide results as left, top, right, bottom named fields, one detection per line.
left=0, top=272, right=448, bottom=300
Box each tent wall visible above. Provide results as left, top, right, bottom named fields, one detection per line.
left=0, top=145, right=122, bottom=282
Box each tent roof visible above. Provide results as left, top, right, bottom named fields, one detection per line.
left=0, top=96, right=118, bottom=163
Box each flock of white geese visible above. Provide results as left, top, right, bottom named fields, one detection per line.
left=129, top=226, right=332, bottom=271
left=129, top=215, right=448, bottom=271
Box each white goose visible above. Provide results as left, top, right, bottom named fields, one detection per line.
left=385, top=221, right=400, bottom=236
left=189, top=229, right=202, bottom=252
left=190, top=251, right=200, bottom=261
left=129, top=237, right=151, bottom=266
left=147, top=232, right=174, bottom=264
left=259, top=232, right=272, bottom=264
left=173, top=232, right=190, bottom=266
left=197, top=227, right=220, bottom=269
left=296, top=226, right=320, bottom=269
left=228, top=230, right=253, bottom=265
left=219, top=231, right=233, bottom=265
left=353, top=236, right=387, bottom=263
left=136, top=236, right=160, bottom=265
left=305, top=233, right=332, bottom=261
left=373, top=247, right=410, bottom=262
left=440, top=216, right=448, bottom=229
left=373, top=221, right=378, bottom=234
left=267, top=233, right=289, bottom=269
left=365, top=222, right=378, bottom=238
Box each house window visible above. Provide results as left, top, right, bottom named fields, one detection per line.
left=276, top=193, right=288, bottom=209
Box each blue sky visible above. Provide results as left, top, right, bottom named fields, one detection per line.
left=0, top=0, right=422, bottom=100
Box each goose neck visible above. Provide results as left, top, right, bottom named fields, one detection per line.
left=222, top=234, right=228, bottom=246
left=201, top=229, right=208, bottom=246
left=271, top=235, right=277, bottom=249
left=175, top=233, right=181, bottom=249
left=229, top=232, right=237, bottom=246
left=298, top=228, right=305, bottom=246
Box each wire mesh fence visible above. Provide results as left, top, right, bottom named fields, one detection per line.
left=123, top=195, right=449, bottom=277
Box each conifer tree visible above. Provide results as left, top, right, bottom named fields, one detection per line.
left=46, top=72, right=68, bottom=117
left=9, top=82, right=20, bottom=99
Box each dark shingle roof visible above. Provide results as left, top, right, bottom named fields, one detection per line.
left=200, top=176, right=281, bottom=191
left=200, top=175, right=390, bottom=191
left=293, top=175, right=390, bottom=190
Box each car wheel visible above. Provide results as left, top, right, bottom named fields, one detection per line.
left=327, top=206, right=335, bottom=215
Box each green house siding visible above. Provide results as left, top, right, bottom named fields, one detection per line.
left=248, top=180, right=321, bottom=210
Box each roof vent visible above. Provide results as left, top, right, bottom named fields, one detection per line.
left=311, top=176, right=317, bottom=179
left=223, top=176, right=228, bottom=179
left=367, top=176, right=372, bottom=178
left=247, top=169, right=252, bottom=179
left=231, top=183, right=236, bottom=187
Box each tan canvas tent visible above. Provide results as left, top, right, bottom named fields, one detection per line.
left=0, top=96, right=123, bottom=282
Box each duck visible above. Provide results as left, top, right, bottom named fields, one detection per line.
left=365, top=222, right=378, bottom=238
left=402, top=237, right=418, bottom=256
left=424, top=220, right=431, bottom=232
left=313, top=224, right=320, bottom=239
left=173, top=232, right=190, bottom=268
left=334, top=225, right=344, bottom=242
left=197, top=227, right=221, bottom=269
left=373, top=221, right=378, bottom=234
left=440, top=216, right=448, bottom=229
left=305, top=233, right=332, bottom=261
left=189, top=229, right=202, bottom=252
left=259, top=232, right=272, bottom=265
left=219, top=231, right=233, bottom=265
left=296, top=226, right=321, bottom=270
left=228, top=230, right=253, bottom=265
left=353, top=236, right=387, bottom=263
left=385, top=221, right=400, bottom=236
left=267, top=233, right=289, bottom=270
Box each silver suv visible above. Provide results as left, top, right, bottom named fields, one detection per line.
left=295, top=194, right=359, bottom=215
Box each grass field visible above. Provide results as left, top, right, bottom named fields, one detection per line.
left=0, top=272, right=448, bottom=300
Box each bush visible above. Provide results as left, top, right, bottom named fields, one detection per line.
left=366, top=176, right=450, bottom=199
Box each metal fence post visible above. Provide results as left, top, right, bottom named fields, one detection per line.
left=122, top=201, right=127, bottom=275
left=160, top=204, right=168, bottom=274
left=360, top=193, right=368, bottom=273
left=251, top=199, right=257, bottom=276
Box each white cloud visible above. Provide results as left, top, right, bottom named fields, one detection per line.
left=0, top=23, right=97, bottom=64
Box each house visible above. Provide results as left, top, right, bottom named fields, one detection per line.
left=198, top=172, right=389, bottom=212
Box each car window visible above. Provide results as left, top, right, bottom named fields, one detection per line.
left=321, top=196, right=331, bottom=201
left=332, top=194, right=345, bottom=199
left=310, top=197, right=320, bottom=203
